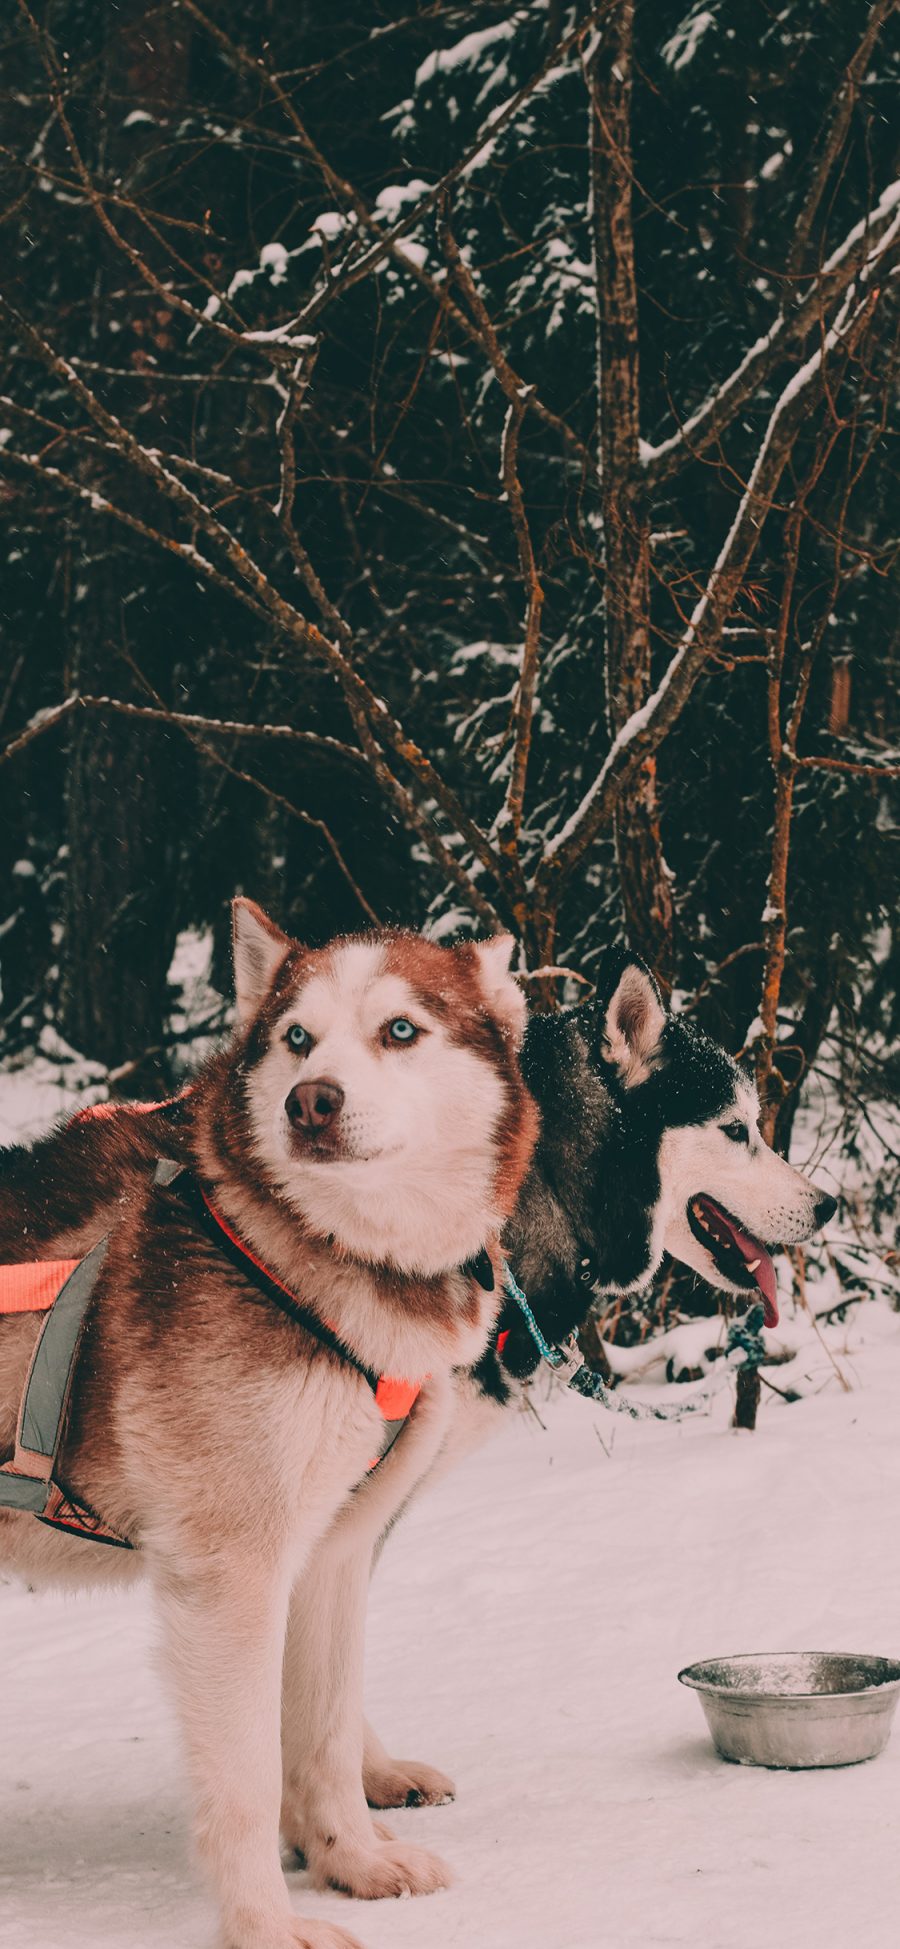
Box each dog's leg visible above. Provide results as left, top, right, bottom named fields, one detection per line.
left=362, top=1717, right=456, bottom=1809
left=281, top=1376, right=454, bottom=1900
left=281, top=1537, right=452, bottom=1901
left=357, top=1379, right=504, bottom=1811
left=154, top=1552, right=364, bottom=1949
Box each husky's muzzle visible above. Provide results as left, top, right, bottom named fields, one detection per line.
left=687, top=1191, right=837, bottom=1328
left=285, top=1078, right=344, bottom=1136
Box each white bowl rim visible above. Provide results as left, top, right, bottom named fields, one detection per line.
left=678, top=1651, right=900, bottom=1704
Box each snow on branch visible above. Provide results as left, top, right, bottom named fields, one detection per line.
left=642, top=178, right=900, bottom=485
left=0, top=691, right=370, bottom=775
left=292, top=3, right=611, bottom=310
left=0, top=304, right=509, bottom=931
left=441, top=220, right=544, bottom=864
left=537, top=287, right=880, bottom=894
left=794, top=753, right=900, bottom=779
left=0, top=695, right=79, bottom=768
left=178, top=0, right=592, bottom=473
left=17, top=0, right=301, bottom=374
left=786, top=0, right=897, bottom=280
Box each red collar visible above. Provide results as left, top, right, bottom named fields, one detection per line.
left=192, top=1175, right=423, bottom=1429
left=73, top=1096, right=424, bottom=1426
left=154, top=1159, right=425, bottom=1431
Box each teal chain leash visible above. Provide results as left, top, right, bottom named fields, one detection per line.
left=500, top=1262, right=569, bottom=1368
left=722, top=1302, right=766, bottom=1367
left=500, top=1265, right=766, bottom=1425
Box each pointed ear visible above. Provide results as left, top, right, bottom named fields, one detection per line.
left=471, top=933, right=527, bottom=1045
left=232, top=898, right=291, bottom=1024
left=600, top=959, right=667, bottom=1088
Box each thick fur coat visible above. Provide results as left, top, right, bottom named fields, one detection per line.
left=0, top=904, right=537, bottom=1949
left=0, top=933, right=834, bottom=1948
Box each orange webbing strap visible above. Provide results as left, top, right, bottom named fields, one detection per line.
left=69, top=1088, right=194, bottom=1125
left=0, top=1260, right=80, bottom=1315
left=367, top=1378, right=424, bottom=1473
left=0, top=1237, right=127, bottom=1544
left=373, top=1375, right=421, bottom=1423
left=0, top=1134, right=430, bottom=1533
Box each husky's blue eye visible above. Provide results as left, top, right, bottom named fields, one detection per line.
left=387, top=1017, right=418, bottom=1045
left=286, top=1023, right=311, bottom=1054
left=722, top=1120, right=750, bottom=1144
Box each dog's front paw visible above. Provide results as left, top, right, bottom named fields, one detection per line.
left=284, top=1926, right=366, bottom=1949
left=226, top=1916, right=364, bottom=1949
left=363, top=1755, right=456, bottom=1809
left=313, top=1835, right=453, bottom=1900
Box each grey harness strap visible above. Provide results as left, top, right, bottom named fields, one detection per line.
left=0, top=1154, right=492, bottom=1545
left=0, top=1237, right=115, bottom=1535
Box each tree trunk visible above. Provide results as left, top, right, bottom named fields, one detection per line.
left=586, top=2, right=675, bottom=984
left=59, top=605, right=180, bottom=1076
left=57, top=3, right=190, bottom=1077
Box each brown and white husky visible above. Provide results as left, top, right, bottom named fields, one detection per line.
left=0, top=901, right=537, bottom=1949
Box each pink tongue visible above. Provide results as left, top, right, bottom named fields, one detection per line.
left=699, top=1198, right=779, bottom=1328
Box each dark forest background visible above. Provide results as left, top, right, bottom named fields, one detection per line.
left=0, top=0, right=897, bottom=1324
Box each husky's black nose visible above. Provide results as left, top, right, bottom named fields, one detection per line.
left=286, top=1079, right=344, bottom=1133
left=814, top=1193, right=837, bottom=1225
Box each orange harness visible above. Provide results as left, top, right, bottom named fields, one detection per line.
left=0, top=1105, right=433, bottom=1547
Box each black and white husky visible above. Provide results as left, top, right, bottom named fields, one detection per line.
left=361, top=949, right=836, bottom=1811
left=481, top=948, right=836, bottom=1396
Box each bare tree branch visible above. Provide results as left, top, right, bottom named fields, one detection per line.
left=79, top=696, right=368, bottom=767
left=440, top=221, right=544, bottom=871
left=0, top=695, right=80, bottom=768
left=787, top=0, right=898, bottom=277
left=535, top=287, right=882, bottom=906
left=15, top=0, right=303, bottom=370
left=794, top=753, right=900, bottom=778
left=643, top=179, right=900, bottom=485
left=0, top=296, right=506, bottom=907
left=179, top=0, right=595, bottom=472
left=109, top=649, right=385, bottom=928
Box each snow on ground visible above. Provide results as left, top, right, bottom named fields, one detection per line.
left=4, top=1349, right=900, bottom=1949
left=0, top=930, right=226, bottom=1148
left=0, top=1032, right=107, bottom=1145
left=3, top=963, right=899, bottom=1947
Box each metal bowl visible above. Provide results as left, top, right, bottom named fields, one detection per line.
left=679, top=1653, right=900, bottom=1769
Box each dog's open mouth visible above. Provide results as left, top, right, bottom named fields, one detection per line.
left=688, top=1194, right=779, bottom=1327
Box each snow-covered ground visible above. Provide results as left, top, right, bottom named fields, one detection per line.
left=4, top=1348, right=900, bottom=1949
left=3, top=937, right=899, bottom=1946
